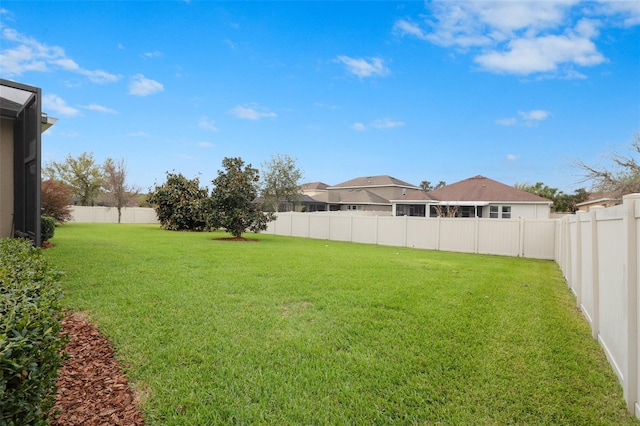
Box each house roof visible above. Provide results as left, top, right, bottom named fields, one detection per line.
left=391, top=191, right=437, bottom=202
left=330, top=175, right=418, bottom=189
left=301, top=182, right=329, bottom=191
left=427, top=175, right=552, bottom=204
left=328, top=189, right=390, bottom=205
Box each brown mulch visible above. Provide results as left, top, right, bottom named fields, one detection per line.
left=51, top=312, right=145, bottom=426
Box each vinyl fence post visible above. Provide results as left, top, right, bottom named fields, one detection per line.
left=474, top=216, right=479, bottom=254
left=590, top=207, right=601, bottom=341
left=519, top=217, right=525, bottom=257
left=622, top=194, right=640, bottom=414
left=574, top=212, right=583, bottom=308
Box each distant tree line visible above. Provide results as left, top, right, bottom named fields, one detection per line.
left=42, top=151, right=139, bottom=223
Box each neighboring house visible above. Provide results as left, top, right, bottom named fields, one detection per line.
left=299, top=182, right=330, bottom=212
left=325, top=175, right=423, bottom=212
left=0, top=79, right=57, bottom=247
left=575, top=191, right=622, bottom=211
left=394, top=175, right=551, bottom=219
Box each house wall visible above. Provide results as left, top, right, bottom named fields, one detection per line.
left=0, top=118, right=14, bottom=238
left=481, top=203, right=550, bottom=219
left=556, top=195, right=640, bottom=417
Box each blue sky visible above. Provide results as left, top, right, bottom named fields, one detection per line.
left=1, top=1, right=639, bottom=193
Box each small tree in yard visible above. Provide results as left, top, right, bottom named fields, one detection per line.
left=206, top=157, right=275, bottom=238
left=148, top=172, right=209, bottom=231
left=103, top=157, right=140, bottom=223
left=260, top=154, right=303, bottom=212
left=41, top=179, right=73, bottom=222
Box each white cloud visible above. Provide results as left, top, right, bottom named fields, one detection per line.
left=352, top=118, right=404, bottom=131
left=395, top=1, right=634, bottom=78
left=370, top=118, right=405, bottom=129
left=336, top=55, right=390, bottom=78
left=495, top=117, right=517, bottom=126
left=506, top=153, right=519, bottom=161
left=129, top=74, right=164, bottom=96
left=518, top=109, right=550, bottom=121
left=474, top=32, right=605, bottom=74
left=43, top=94, right=80, bottom=117
left=229, top=104, right=277, bottom=120
left=0, top=28, right=119, bottom=82
left=142, top=51, right=163, bottom=58
left=128, top=131, right=150, bottom=137
left=496, top=110, right=550, bottom=126
left=198, top=117, right=218, bottom=131
left=197, top=141, right=214, bottom=148
left=178, top=154, right=193, bottom=160
left=84, top=103, right=117, bottom=114
left=393, top=19, right=429, bottom=40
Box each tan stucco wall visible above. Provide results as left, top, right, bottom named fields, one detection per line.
left=0, top=118, right=14, bottom=238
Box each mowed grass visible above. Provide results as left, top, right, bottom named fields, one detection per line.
left=45, top=224, right=638, bottom=425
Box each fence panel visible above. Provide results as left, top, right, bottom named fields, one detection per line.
left=578, top=213, right=595, bottom=325
left=290, top=213, right=310, bottom=238
left=594, top=206, right=627, bottom=382
left=477, top=219, right=519, bottom=257
left=406, top=218, right=438, bottom=250
left=376, top=216, right=405, bottom=247
left=523, top=220, right=557, bottom=259
left=70, top=206, right=159, bottom=224
left=329, top=215, right=351, bottom=242
left=438, top=218, right=476, bottom=253
left=352, top=216, right=378, bottom=245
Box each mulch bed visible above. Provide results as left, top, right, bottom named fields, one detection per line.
left=51, top=312, right=145, bottom=426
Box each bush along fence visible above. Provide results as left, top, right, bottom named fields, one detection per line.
left=556, top=193, right=640, bottom=418
left=0, top=238, right=67, bottom=425
left=264, top=212, right=557, bottom=259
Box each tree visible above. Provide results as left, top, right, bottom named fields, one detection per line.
left=206, top=157, right=275, bottom=238
left=420, top=180, right=446, bottom=192
left=103, top=158, right=140, bottom=223
left=514, top=182, right=589, bottom=213
left=260, top=154, right=303, bottom=212
left=576, top=133, right=640, bottom=196
left=514, top=182, right=559, bottom=201
left=148, top=172, right=209, bottom=231
left=44, top=152, right=104, bottom=206
left=41, top=179, right=73, bottom=222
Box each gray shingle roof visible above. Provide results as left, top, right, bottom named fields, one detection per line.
left=330, top=175, right=418, bottom=189
left=427, top=175, right=552, bottom=203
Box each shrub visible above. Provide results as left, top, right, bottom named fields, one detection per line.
left=148, top=172, right=209, bottom=231
left=41, top=179, right=73, bottom=223
left=0, top=238, right=67, bottom=425
left=41, top=216, right=56, bottom=242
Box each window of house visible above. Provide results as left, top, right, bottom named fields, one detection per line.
left=502, top=206, right=511, bottom=219
left=347, top=205, right=363, bottom=211
left=460, top=206, right=474, bottom=217
left=490, top=206, right=499, bottom=218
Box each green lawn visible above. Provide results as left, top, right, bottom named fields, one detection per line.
left=45, top=224, right=638, bottom=425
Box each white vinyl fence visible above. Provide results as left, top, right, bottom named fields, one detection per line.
left=69, top=206, right=159, bottom=224
left=265, top=212, right=557, bottom=259
left=556, top=194, right=640, bottom=417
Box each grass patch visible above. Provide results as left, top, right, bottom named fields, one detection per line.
left=45, top=223, right=638, bottom=425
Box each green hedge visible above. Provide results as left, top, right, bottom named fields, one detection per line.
left=41, top=216, right=55, bottom=243
left=0, top=238, right=67, bottom=425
